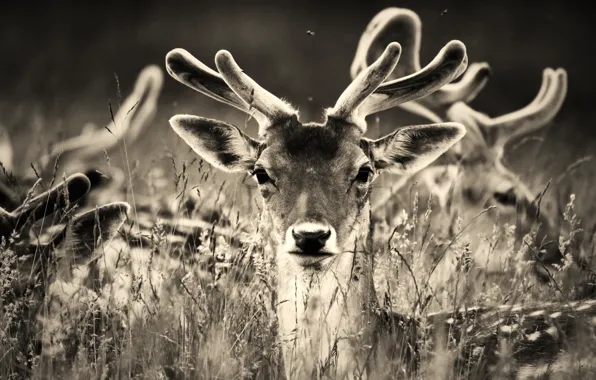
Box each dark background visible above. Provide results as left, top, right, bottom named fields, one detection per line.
left=0, top=0, right=593, bottom=215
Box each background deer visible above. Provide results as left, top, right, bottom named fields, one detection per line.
left=0, top=172, right=130, bottom=377
left=350, top=8, right=578, bottom=302
left=0, top=64, right=252, bottom=377
left=0, top=64, right=163, bottom=212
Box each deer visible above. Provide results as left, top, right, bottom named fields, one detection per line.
left=0, top=64, right=248, bottom=378
left=0, top=172, right=131, bottom=378
left=163, top=24, right=596, bottom=379
left=164, top=34, right=469, bottom=378
left=36, top=180, right=249, bottom=378
left=350, top=8, right=575, bottom=301
left=0, top=63, right=250, bottom=250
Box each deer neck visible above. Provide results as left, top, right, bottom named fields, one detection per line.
left=263, top=205, right=382, bottom=378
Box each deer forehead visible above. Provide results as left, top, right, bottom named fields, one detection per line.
left=258, top=123, right=370, bottom=175
left=465, top=162, right=524, bottom=195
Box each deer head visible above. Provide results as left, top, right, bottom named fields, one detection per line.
left=352, top=8, right=568, bottom=277
left=0, top=65, right=163, bottom=212
left=34, top=65, right=164, bottom=177
left=166, top=37, right=467, bottom=378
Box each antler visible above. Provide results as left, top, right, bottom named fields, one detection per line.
left=329, top=38, right=468, bottom=134
left=352, top=7, right=568, bottom=157
left=327, top=42, right=402, bottom=128
left=35, top=64, right=163, bottom=175
left=167, top=36, right=465, bottom=138
left=350, top=7, right=490, bottom=124
left=0, top=123, right=13, bottom=173
left=447, top=68, right=568, bottom=155
left=166, top=48, right=296, bottom=137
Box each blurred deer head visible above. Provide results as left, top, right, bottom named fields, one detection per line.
left=352, top=8, right=568, bottom=275
left=0, top=65, right=164, bottom=211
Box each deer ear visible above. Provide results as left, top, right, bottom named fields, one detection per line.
left=55, top=202, right=130, bottom=266
left=368, top=122, right=465, bottom=175
left=169, top=115, right=261, bottom=172
left=9, top=173, right=91, bottom=232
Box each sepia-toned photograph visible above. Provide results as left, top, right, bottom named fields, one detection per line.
left=0, top=1, right=594, bottom=379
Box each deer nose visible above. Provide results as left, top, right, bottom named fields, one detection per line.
left=291, top=225, right=332, bottom=253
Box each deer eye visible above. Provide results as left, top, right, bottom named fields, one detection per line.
left=354, top=166, right=374, bottom=184
left=252, top=168, right=272, bottom=185
left=493, top=189, right=517, bottom=206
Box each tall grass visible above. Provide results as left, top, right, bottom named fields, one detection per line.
left=1, top=89, right=595, bottom=379
left=2, top=158, right=594, bottom=379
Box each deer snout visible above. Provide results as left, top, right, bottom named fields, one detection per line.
left=292, top=227, right=331, bottom=253
left=288, top=221, right=335, bottom=254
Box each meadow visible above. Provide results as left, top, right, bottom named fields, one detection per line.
left=1, top=2, right=595, bottom=379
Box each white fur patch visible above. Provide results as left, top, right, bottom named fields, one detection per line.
left=525, top=331, right=542, bottom=341
left=576, top=303, right=594, bottom=311
left=545, top=326, right=559, bottom=338
left=528, top=310, right=545, bottom=317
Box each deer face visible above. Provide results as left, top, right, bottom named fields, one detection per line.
left=445, top=155, right=537, bottom=232
left=441, top=156, right=526, bottom=217
left=171, top=113, right=464, bottom=271
left=254, top=120, right=369, bottom=266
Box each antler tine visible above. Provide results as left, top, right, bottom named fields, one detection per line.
left=358, top=40, right=468, bottom=118
left=350, top=8, right=421, bottom=81
left=214, top=50, right=296, bottom=136
left=119, top=64, right=164, bottom=143
left=36, top=64, right=164, bottom=173
left=328, top=42, right=402, bottom=132
left=0, top=123, right=13, bottom=173
left=446, top=101, right=491, bottom=150
left=426, top=62, right=492, bottom=106
left=166, top=48, right=268, bottom=126
left=529, top=67, right=553, bottom=107
left=447, top=68, right=568, bottom=152
left=492, top=68, right=567, bottom=146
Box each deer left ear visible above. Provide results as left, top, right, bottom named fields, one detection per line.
left=170, top=115, right=261, bottom=173
left=367, top=122, right=465, bottom=175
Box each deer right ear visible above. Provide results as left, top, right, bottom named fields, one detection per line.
left=169, top=115, right=261, bottom=173
left=368, top=122, right=466, bottom=175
